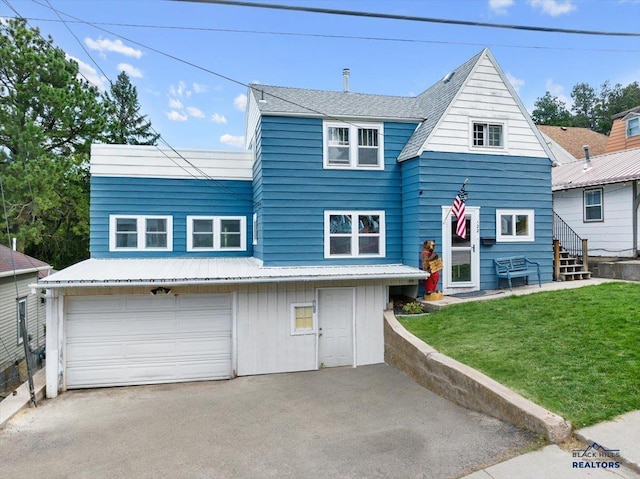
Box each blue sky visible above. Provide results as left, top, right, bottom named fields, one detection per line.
left=3, top=0, right=640, bottom=149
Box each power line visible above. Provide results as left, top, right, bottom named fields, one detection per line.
left=9, top=16, right=640, bottom=54
left=176, top=0, right=640, bottom=38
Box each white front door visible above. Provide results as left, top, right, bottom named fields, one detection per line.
left=441, top=206, right=480, bottom=294
left=317, top=288, right=354, bottom=368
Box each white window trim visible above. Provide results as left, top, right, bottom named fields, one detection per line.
left=17, top=298, right=27, bottom=345
left=496, top=209, right=535, bottom=242
left=583, top=188, right=604, bottom=222
left=109, top=215, right=173, bottom=252
left=469, top=119, right=508, bottom=151
left=324, top=210, right=386, bottom=258
left=626, top=117, right=639, bottom=138
left=323, top=121, right=384, bottom=170
left=186, top=216, right=247, bottom=252
left=290, top=302, right=316, bottom=336
left=252, top=212, right=258, bottom=246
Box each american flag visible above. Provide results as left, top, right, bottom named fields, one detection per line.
left=451, top=183, right=467, bottom=239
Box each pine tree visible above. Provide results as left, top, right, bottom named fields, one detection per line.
left=103, top=71, right=160, bottom=145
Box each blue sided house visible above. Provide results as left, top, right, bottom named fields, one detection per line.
left=40, top=48, right=555, bottom=396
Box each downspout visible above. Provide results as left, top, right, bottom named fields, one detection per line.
left=634, top=181, right=639, bottom=257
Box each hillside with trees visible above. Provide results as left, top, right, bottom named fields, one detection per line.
left=0, top=18, right=159, bottom=269
left=532, top=81, right=640, bottom=135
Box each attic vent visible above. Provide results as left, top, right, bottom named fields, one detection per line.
left=442, top=71, right=455, bottom=83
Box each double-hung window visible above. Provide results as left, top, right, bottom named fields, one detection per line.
left=17, top=298, right=27, bottom=345
left=627, top=117, right=639, bottom=138
left=187, top=216, right=246, bottom=251
left=471, top=121, right=505, bottom=148
left=496, top=209, right=535, bottom=242
left=324, top=211, right=385, bottom=258
left=109, top=215, right=173, bottom=251
left=324, top=121, right=384, bottom=169
left=584, top=188, right=603, bottom=222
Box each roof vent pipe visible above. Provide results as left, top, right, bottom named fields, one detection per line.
left=343, top=68, right=350, bottom=93
left=583, top=145, right=590, bottom=163
left=12, top=237, right=16, bottom=251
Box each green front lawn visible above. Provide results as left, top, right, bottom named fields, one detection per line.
left=398, top=282, right=640, bottom=428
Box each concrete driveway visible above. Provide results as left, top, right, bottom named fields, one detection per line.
left=0, top=364, right=537, bottom=479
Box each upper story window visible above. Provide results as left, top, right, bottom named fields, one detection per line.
left=496, top=209, right=534, bottom=242
left=627, top=117, right=639, bottom=138
left=324, top=210, right=385, bottom=258
left=109, top=215, right=173, bottom=251
left=324, top=121, right=384, bottom=169
left=584, top=188, right=603, bottom=222
left=472, top=121, right=504, bottom=149
left=187, top=216, right=247, bottom=251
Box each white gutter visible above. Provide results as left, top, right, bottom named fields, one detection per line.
left=0, top=266, right=51, bottom=279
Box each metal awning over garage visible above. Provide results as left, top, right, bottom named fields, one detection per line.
left=37, top=257, right=426, bottom=288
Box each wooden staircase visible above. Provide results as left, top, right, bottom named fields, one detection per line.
left=553, top=213, right=592, bottom=282
left=557, top=250, right=592, bottom=281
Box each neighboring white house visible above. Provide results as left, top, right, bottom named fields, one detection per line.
left=552, top=147, right=640, bottom=257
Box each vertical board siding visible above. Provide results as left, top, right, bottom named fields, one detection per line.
left=0, top=274, right=43, bottom=371
left=554, top=185, right=635, bottom=257
left=258, top=116, right=417, bottom=266
left=90, top=176, right=253, bottom=258
left=403, top=151, right=553, bottom=289
left=236, top=281, right=386, bottom=376
left=426, top=56, right=547, bottom=158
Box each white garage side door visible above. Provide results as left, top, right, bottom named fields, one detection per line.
left=65, top=293, right=232, bottom=388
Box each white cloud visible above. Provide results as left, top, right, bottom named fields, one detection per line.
left=186, top=106, right=205, bottom=118
left=211, top=113, right=228, bottom=124
left=234, top=93, right=247, bottom=111
left=220, top=134, right=244, bottom=147
left=118, top=63, right=143, bottom=78
left=506, top=72, right=525, bottom=93
left=168, top=98, right=183, bottom=109
left=84, top=37, right=143, bottom=58
left=167, top=111, right=188, bottom=122
left=192, top=83, right=207, bottom=93
left=545, top=78, right=571, bottom=106
left=528, top=0, right=576, bottom=16
left=489, top=0, right=514, bottom=14
left=169, top=81, right=191, bottom=99
left=68, top=55, right=108, bottom=91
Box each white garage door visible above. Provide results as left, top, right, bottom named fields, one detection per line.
left=65, top=293, right=232, bottom=388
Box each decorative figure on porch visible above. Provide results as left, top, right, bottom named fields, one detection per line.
left=421, top=240, right=443, bottom=297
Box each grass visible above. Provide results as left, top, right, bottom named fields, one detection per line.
left=397, top=282, right=640, bottom=428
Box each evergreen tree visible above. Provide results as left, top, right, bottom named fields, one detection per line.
left=0, top=18, right=106, bottom=268
left=103, top=71, right=160, bottom=145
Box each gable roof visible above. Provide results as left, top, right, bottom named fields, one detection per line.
left=397, top=50, right=482, bottom=161
left=248, top=48, right=553, bottom=163
left=552, top=146, right=640, bottom=191
left=537, top=125, right=608, bottom=159
left=0, top=244, right=51, bottom=279
left=612, top=105, right=640, bottom=121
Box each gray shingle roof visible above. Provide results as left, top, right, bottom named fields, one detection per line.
left=249, top=49, right=486, bottom=161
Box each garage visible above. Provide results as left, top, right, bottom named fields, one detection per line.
left=65, top=293, right=233, bottom=388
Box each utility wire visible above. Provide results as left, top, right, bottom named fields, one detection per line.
left=10, top=16, right=640, bottom=54
left=176, top=0, right=640, bottom=38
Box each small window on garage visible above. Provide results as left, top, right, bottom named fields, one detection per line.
left=291, top=303, right=315, bottom=335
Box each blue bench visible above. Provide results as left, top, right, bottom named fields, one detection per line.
left=494, top=256, right=541, bottom=291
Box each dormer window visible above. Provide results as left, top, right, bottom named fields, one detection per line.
left=324, top=121, right=384, bottom=169
left=627, top=117, right=639, bottom=138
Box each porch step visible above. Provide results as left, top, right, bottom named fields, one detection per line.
left=555, top=249, right=591, bottom=281
left=560, top=271, right=592, bottom=281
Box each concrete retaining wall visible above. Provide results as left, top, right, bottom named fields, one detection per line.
left=384, top=311, right=572, bottom=443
